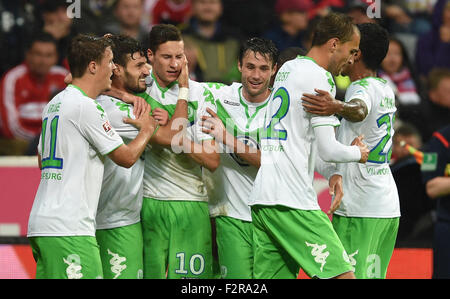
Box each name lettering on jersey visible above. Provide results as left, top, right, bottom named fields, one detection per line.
left=107, top=249, right=127, bottom=279
left=41, top=171, right=62, bottom=181
left=380, top=97, right=395, bottom=109
left=63, top=254, right=83, bottom=279
left=305, top=242, right=329, bottom=272
left=366, top=166, right=390, bottom=176
left=275, top=71, right=290, bottom=83
left=96, top=103, right=106, bottom=119
left=261, top=144, right=284, bottom=152
left=326, top=72, right=335, bottom=93
left=354, top=79, right=370, bottom=89
left=47, top=102, right=61, bottom=114
left=206, top=82, right=226, bottom=90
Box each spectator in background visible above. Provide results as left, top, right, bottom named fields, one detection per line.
left=104, top=0, right=150, bottom=47
left=0, top=0, right=37, bottom=77
left=421, top=124, right=450, bottom=278
left=416, top=0, right=450, bottom=81
left=390, top=123, right=434, bottom=247
left=379, top=37, right=424, bottom=130
left=183, top=38, right=204, bottom=81
left=72, top=0, right=117, bottom=36
left=38, top=0, right=78, bottom=70
left=151, top=0, right=192, bottom=27
left=182, top=0, right=241, bottom=84
left=262, top=0, right=312, bottom=53
left=420, top=68, right=450, bottom=142
left=384, top=0, right=432, bottom=36
left=346, top=0, right=378, bottom=25
left=0, top=32, right=68, bottom=155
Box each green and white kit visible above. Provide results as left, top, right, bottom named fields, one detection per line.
left=249, top=56, right=354, bottom=278
left=95, top=95, right=145, bottom=279
left=137, top=74, right=217, bottom=278
left=28, top=85, right=124, bottom=278
left=332, top=77, right=400, bottom=279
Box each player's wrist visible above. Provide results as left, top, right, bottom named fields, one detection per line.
left=178, top=87, right=189, bottom=102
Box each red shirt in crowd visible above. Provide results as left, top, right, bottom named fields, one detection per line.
left=0, top=63, right=68, bottom=141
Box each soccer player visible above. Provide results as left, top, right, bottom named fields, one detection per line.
left=136, top=24, right=219, bottom=279
left=248, top=13, right=369, bottom=279
left=302, top=23, right=400, bottom=279
left=199, top=37, right=277, bottom=278
left=27, top=35, right=157, bottom=279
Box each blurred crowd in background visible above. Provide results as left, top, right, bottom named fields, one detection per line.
left=0, top=0, right=449, bottom=247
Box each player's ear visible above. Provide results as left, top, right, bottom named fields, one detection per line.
left=147, top=49, right=154, bottom=64
left=329, top=38, right=339, bottom=53
left=88, top=60, right=97, bottom=74
left=354, top=49, right=362, bottom=62
left=113, top=63, right=122, bottom=76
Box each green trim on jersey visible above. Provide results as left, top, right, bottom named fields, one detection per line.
left=69, top=84, right=88, bottom=97
left=150, top=72, right=178, bottom=98
left=238, top=86, right=270, bottom=131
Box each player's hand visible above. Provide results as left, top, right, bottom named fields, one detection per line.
left=123, top=102, right=157, bottom=133
left=302, top=88, right=342, bottom=116
left=153, top=108, right=169, bottom=126
left=123, top=93, right=150, bottom=118
left=201, top=107, right=227, bottom=143
left=351, top=134, right=369, bottom=163
left=177, top=55, right=189, bottom=88
left=328, top=174, right=343, bottom=215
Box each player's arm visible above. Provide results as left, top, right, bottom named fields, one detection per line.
left=302, top=88, right=368, bottom=122
left=37, top=153, right=42, bottom=170
left=201, top=107, right=260, bottom=168
left=314, top=155, right=343, bottom=215
left=314, top=125, right=369, bottom=163
left=108, top=103, right=157, bottom=168
left=180, top=138, right=220, bottom=172
left=426, top=176, right=450, bottom=199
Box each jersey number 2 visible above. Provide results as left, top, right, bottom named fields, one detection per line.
left=41, top=116, right=63, bottom=169
left=263, top=87, right=289, bottom=140
left=368, top=113, right=394, bottom=163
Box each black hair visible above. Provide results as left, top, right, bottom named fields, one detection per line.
left=148, top=24, right=182, bottom=53
left=357, top=23, right=389, bottom=71
left=277, top=47, right=306, bottom=67
left=25, top=31, right=58, bottom=51
left=239, top=37, right=279, bottom=67
left=108, top=35, right=145, bottom=68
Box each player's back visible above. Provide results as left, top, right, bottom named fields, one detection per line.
left=28, top=85, right=123, bottom=237
left=249, top=56, right=339, bottom=210
left=335, top=77, right=400, bottom=217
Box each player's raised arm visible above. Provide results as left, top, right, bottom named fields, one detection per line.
left=108, top=103, right=157, bottom=168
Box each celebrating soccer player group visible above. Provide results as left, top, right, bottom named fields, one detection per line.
left=27, top=12, right=400, bottom=279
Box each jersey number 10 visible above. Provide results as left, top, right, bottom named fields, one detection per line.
left=41, top=116, right=63, bottom=170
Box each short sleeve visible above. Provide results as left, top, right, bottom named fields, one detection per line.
left=79, top=100, right=124, bottom=155
left=345, top=80, right=372, bottom=115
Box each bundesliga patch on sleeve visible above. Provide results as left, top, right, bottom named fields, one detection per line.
left=102, top=121, right=115, bottom=137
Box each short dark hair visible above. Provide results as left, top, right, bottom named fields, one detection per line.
left=68, top=34, right=113, bottom=78
left=311, top=13, right=357, bottom=47
left=239, top=37, right=279, bottom=67
left=357, top=23, right=389, bottom=71
left=277, top=47, right=306, bottom=67
left=108, top=35, right=145, bottom=68
left=148, top=24, right=182, bottom=53
left=26, top=31, right=58, bottom=51
left=428, top=67, right=450, bottom=91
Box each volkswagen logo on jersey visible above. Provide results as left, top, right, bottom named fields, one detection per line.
left=229, top=135, right=260, bottom=167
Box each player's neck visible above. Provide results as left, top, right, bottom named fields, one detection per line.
left=349, top=65, right=376, bottom=82
left=305, top=47, right=330, bottom=70
left=71, top=78, right=103, bottom=99
left=242, top=86, right=271, bottom=104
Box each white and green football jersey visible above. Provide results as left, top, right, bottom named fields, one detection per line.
left=28, top=85, right=124, bottom=237
left=136, top=73, right=217, bottom=202
left=205, top=83, right=270, bottom=222
left=249, top=56, right=340, bottom=210
left=95, top=95, right=145, bottom=229
left=334, top=77, right=400, bottom=218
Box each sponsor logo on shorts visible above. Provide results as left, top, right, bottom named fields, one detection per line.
left=305, top=242, right=329, bottom=272
left=63, top=254, right=83, bottom=279
left=107, top=249, right=127, bottom=279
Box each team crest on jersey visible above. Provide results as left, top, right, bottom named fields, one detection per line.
left=229, top=135, right=259, bottom=167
